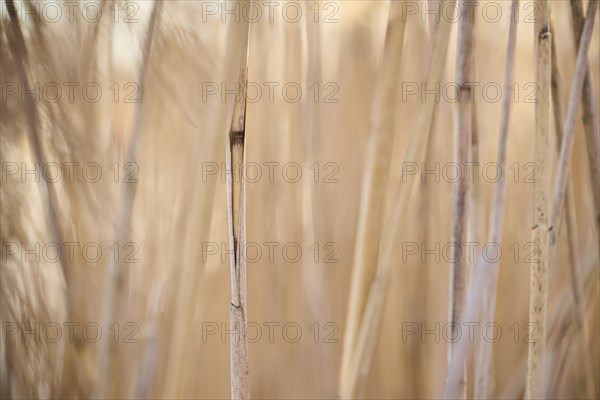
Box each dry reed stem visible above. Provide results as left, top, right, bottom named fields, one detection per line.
left=160, top=8, right=251, bottom=396
left=448, top=2, right=476, bottom=397
left=545, top=0, right=598, bottom=396
left=469, top=84, right=483, bottom=400
left=338, top=3, right=406, bottom=397
left=526, top=0, right=551, bottom=397
left=4, top=0, right=69, bottom=292
left=548, top=1, right=597, bottom=259
left=469, top=2, right=519, bottom=398
left=469, top=64, right=485, bottom=400
left=470, top=93, right=482, bottom=259
left=570, top=0, right=600, bottom=251
left=442, top=1, right=519, bottom=396
left=499, top=247, right=599, bottom=399
left=549, top=20, right=596, bottom=399
left=340, top=1, right=456, bottom=397
left=338, top=2, right=407, bottom=397
left=226, top=37, right=251, bottom=400
left=94, top=2, right=163, bottom=397
left=5, top=2, right=93, bottom=396
left=474, top=0, right=519, bottom=399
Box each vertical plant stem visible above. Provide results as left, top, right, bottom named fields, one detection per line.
left=449, top=2, right=476, bottom=398
left=470, top=2, right=518, bottom=398
left=468, top=55, right=486, bottom=400
left=570, top=0, right=600, bottom=251
left=549, top=20, right=596, bottom=399
left=4, top=0, right=69, bottom=293
left=338, top=3, right=406, bottom=398
left=341, top=1, right=456, bottom=397
left=544, top=1, right=598, bottom=396
left=226, top=40, right=251, bottom=400
left=548, top=1, right=597, bottom=261
left=95, top=2, right=163, bottom=397
left=526, top=0, right=551, bottom=398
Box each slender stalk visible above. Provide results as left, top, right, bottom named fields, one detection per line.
left=470, top=85, right=487, bottom=400
left=449, top=2, right=476, bottom=398
left=4, top=0, right=69, bottom=292
left=340, top=1, right=455, bottom=397
left=548, top=1, right=598, bottom=256
left=499, top=243, right=599, bottom=399
left=442, top=0, right=519, bottom=399
left=471, top=2, right=518, bottom=398
left=549, top=19, right=596, bottom=399
left=526, top=0, right=551, bottom=398
left=338, top=3, right=406, bottom=397
left=226, top=39, right=251, bottom=400
left=338, top=3, right=407, bottom=398
left=95, top=2, right=163, bottom=397
left=469, top=71, right=482, bottom=400
left=570, top=0, right=600, bottom=251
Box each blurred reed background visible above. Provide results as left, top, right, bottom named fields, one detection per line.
left=0, top=0, right=599, bottom=399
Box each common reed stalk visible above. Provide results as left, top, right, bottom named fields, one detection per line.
left=544, top=1, right=598, bottom=396
left=226, top=40, right=251, bottom=400
left=470, top=80, right=484, bottom=400
left=547, top=0, right=597, bottom=278
left=340, top=1, right=455, bottom=397
left=440, top=2, right=517, bottom=397
left=470, top=1, right=518, bottom=398
left=570, top=0, right=600, bottom=250
left=526, top=0, right=551, bottom=398
left=528, top=0, right=597, bottom=397
left=448, top=2, right=476, bottom=397
left=95, top=2, right=163, bottom=397
left=549, top=20, right=596, bottom=399
left=4, top=0, right=68, bottom=293
left=498, top=246, right=599, bottom=399
left=338, top=3, right=407, bottom=397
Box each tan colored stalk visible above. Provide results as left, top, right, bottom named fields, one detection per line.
left=340, top=1, right=456, bottom=397
left=4, top=0, right=69, bottom=291
left=339, top=2, right=406, bottom=396
left=470, top=80, right=484, bottom=400
left=468, top=80, right=482, bottom=400
left=549, top=21, right=596, bottom=399
left=441, top=1, right=518, bottom=396
left=226, top=40, right=251, bottom=400
left=526, top=0, right=551, bottom=398
left=95, top=2, right=163, bottom=397
left=448, top=2, right=477, bottom=398
left=548, top=1, right=597, bottom=272
left=529, top=1, right=598, bottom=397
left=161, top=7, right=251, bottom=396
left=498, top=247, right=599, bottom=399
left=470, top=2, right=518, bottom=397
left=338, top=3, right=407, bottom=397
left=570, top=0, right=600, bottom=251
